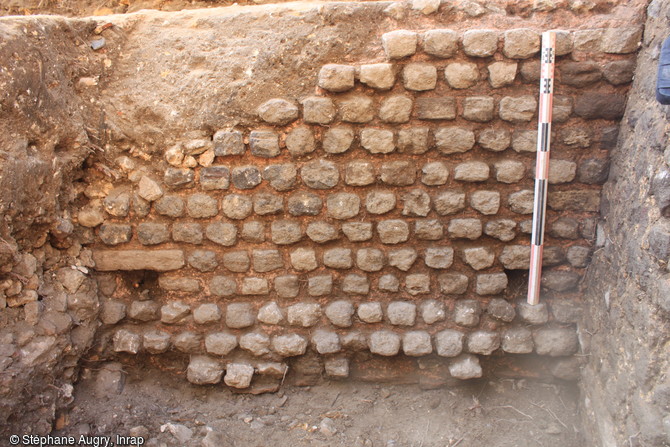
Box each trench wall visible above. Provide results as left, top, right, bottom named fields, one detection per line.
left=580, top=0, right=670, bottom=445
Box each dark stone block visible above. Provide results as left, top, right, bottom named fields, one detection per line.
left=574, top=93, right=626, bottom=120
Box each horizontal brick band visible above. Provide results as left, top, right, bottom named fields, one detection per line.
left=93, top=249, right=185, bottom=271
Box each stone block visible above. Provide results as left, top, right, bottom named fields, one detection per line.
left=361, top=128, right=395, bottom=154
left=327, top=193, right=360, bottom=219
left=463, top=247, right=495, bottom=270
left=221, top=251, right=249, bottom=273
left=306, top=221, right=339, bottom=243
left=377, top=219, right=410, bottom=244
left=487, top=298, right=515, bottom=322
left=174, top=332, right=202, bottom=353
left=438, top=273, right=468, bottom=294
left=578, top=159, right=610, bottom=184
left=484, top=219, right=517, bottom=242
left=342, top=222, right=373, bottom=242
left=346, top=160, right=376, bottom=186
left=470, top=190, right=500, bottom=215
left=339, top=96, right=375, bottom=123
left=137, top=223, right=169, bottom=245
left=463, top=96, right=495, bottom=122
left=574, top=93, right=626, bottom=120
left=499, top=96, right=537, bottom=122
left=155, top=195, right=184, bottom=217
left=312, top=330, right=341, bottom=354
left=231, top=166, right=262, bottom=190
left=358, top=302, right=383, bottom=323
left=382, top=30, right=418, bottom=59
left=359, top=63, right=395, bottom=90
left=435, top=127, right=475, bottom=154
left=549, top=217, right=580, bottom=239
left=258, top=302, right=285, bottom=325
left=240, top=277, right=269, bottom=295
left=210, top=276, right=236, bottom=297
left=318, top=64, right=355, bottom=92
left=287, top=303, right=322, bottom=327
left=302, top=96, right=336, bottom=124
left=547, top=190, right=601, bottom=212
left=415, top=97, right=456, bottom=120
left=488, top=61, right=517, bottom=88
left=447, top=218, right=482, bottom=240
left=467, top=331, right=500, bottom=355
left=369, top=330, right=401, bottom=356
left=159, top=276, right=200, bottom=293
left=424, top=247, right=454, bottom=269
left=397, top=127, right=431, bottom=154
left=161, top=301, right=191, bottom=324
left=249, top=130, right=280, bottom=158
left=477, top=129, right=511, bottom=152
left=172, top=222, right=203, bottom=245
left=421, top=162, right=449, bottom=186
left=499, top=245, right=530, bottom=270
left=502, top=327, right=533, bottom=354
left=567, top=246, right=591, bottom=268
left=193, top=303, right=221, bottom=325
left=224, top=363, right=254, bottom=389
left=143, top=330, right=171, bottom=353
left=342, top=274, right=370, bottom=295
left=187, top=356, right=223, bottom=385
left=325, top=300, right=355, bottom=327
left=541, top=270, right=580, bottom=291
left=422, top=29, right=459, bottom=58
left=402, top=189, right=431, bottom=216
left=213, top=130, right=244, bottom=156
left=379, top=95, right=413, bottom=123
left=113, top=329, right=141, bottom=354
left=205, top=332, right=237, bottom=356
left=287, top=192, right=322, bottom=217
left=508, top=190, right=534, bottom=214
left=290, top=248, right=318, bottom=271
left=272, top=334, right=308, bottom=357
left=603, top=60, right=636, bottom=85
left=476, top=273, right=508, bottom=295
left=366, top=190, right=396, bottom=215
left=221, top=194, right=253, bottom=219
left=420, top=300, right=446, bottom=324
left=435, top=330, right=464, bottom=357
left=403, top=63, right=437, bottom=91
left=263, top=164, right=297, bottom=191
left=415, top=219, right=443, bottom=240
left=463, top=29, right=498, bottom=57
left=403, top=331, right=433, bottom=356
left=164, top=167, right=194, bottom=188
left=387, top=301, right=417, bottom=326
left=285, top=126, right=316, bottom=157
left=356, top=248, right=385, bottom=272
left=449, top=354, right=482, bottom=379
left=434, top=191, right=466, bottom=215
left=271, top=220, right=303, bottom=245
left=548, top=160, right=577, bottom=184
left=257, top=98, right=299, bottom=125
left=225, top=302, right=255, bottom=328
left=601, top=26, right=642, bottom=54
left=379, top=274, right=400, bottom=292
left=92, top=249, right=185, bottom=272
left=406, top=274, right=430, bottom=295
left=495, top=160, right=525, bottom=183
left=323, top=127, right=355, bottom=154
left=324, top=358, right=350, bottom=378
left=454, top=161, right=489, bottom=182
left=380, top=161, right=416, bottom=186
left=388, top=248, right=417, bottom=271
left=99, top=223, right=132, bottom=245
left=503, top=28, right=540, bottom=58
left=444, top=62, right=479, bottom=89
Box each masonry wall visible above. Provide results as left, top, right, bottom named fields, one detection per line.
left=77, top=4, right=644, bottom=390
left=581, top=0, right=670, bottom=445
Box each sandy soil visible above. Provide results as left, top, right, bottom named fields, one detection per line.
left=53, top=361, right=585, bottom=447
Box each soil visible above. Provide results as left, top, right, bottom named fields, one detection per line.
left=55, top=361, right=584, bottom=447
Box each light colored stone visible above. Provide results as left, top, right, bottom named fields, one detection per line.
left=387, top=301, right=416, bottom=326
left=205, top=332, right=237, bottom=356
left=257, top=302, right=284, bottom=325
left=359, top=63, right=395, bottom=90
left=478, top=129, right=510, bottom=152
left=463, top=29, right=498, bottom=57
left=361, top=128, right=395, bottom=154
left=463, top=247, right=495, bottom=270
left=503, top=28, right=540, bottom=59
left=358, top=302, right=383, bottom=323
left=470, top=190, right=500, bottom=215
left=369, top=330, right=401, bottom=356
left=382, top=30, right=418, bottom=59
left=449, top=354, right=482, bottom=379
left=325, top=300, right=355, bottom=327
left=444, top=62, right=479, bottom=89
left=187, top=356, right=223, bottom=385
left=454, top=162, right=489, bottom=182
left=287, top=303, right=321, bottom=327
left=224, top=363, right=254, bottom=389
left=476, top=273, right=508, bottom=295
left=488, top=61, right=517, bottom=88
left=500, top=96, right=537, bottom=122
left=403, top=331, right=433, bottom=356
left=435, top=127, right=475, bottom=154
left=403, top=63, right=437, bottom=91
left=467, top=331, right=500, bottom=355
left=435, top=330, right=464, bottom=357
left=422, top=29, right=459, bottom=58
left=318, top=64, right=355, bottom=92
left=495, top=160, right=525, bottom=183
left=272, top=334, right=308, bottom=357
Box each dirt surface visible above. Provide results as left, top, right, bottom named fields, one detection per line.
left=54, top=361, right=584, bottom=447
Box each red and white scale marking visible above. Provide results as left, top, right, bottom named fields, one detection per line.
left=528, top=31, right=556, bottom=305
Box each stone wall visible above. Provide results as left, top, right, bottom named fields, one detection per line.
left=78, top=10, right=642, bottom=390
left=581, top=0, right=670, bottom=445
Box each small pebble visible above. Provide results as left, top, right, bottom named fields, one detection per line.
left=91, top=38, right=106, bottom=50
